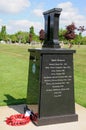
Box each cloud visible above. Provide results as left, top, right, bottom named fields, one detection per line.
left=33, top=9, right=43, bottom=17
left=7, top=19, right=43, bottom=34
left=57, top=1, right=86, bottom=28
left=0, top=0, right=30, bottom=14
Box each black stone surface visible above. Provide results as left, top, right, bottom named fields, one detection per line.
left=40, top=54, right=75, bottom=117
left=26, top=48, right=78, bottom=126
left=43, top=8, right=62, bottom=48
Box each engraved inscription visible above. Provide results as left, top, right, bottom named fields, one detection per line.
left=42, top=55, right=73, bottom=98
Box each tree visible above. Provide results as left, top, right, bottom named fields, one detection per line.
left=10, top=34, right=17, bottom=43
left=64, top=23, right=76, bottom=40
left=77, top=26, right=86, bottom=36
left=28, top=26, right=35, bottom=43
left=28, top=33, right=32, bottom=43
left=39, top=29, right=45, bottom=43
left=59, top=28, right=66, bottom=41
left=28, top=26, right=40, bottom=43
left=16, top=31, right=23, bottom=44
left=76, top=26, right=86, bottom=46
left=64, top=23, right=77, bottom=48
left=0, top=26, right=7, bottom=41
left=15, top=31, right=29, bottom=44
left=29, top=26, right=35, bottom=35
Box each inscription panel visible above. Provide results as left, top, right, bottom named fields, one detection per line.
left=40, top=54, right=75, bottom=117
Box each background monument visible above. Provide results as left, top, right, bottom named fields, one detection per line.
left=26, top=8, right=78, bottom=126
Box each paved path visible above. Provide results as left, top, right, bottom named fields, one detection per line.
left=0, top=104, right=86, bottom=130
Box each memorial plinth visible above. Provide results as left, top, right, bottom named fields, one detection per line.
left=26, top=48, right=78, bottom=126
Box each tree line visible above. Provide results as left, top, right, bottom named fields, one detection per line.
left=0, top=26, right=40, bottom=44
left=0, top=23, right=86, bottom=45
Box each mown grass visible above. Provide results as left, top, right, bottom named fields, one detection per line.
left=73, top=45, right=86, bottom=107
left=0, top=44, right=30, bottom=105
left=0, top=44, right=86, bottom=107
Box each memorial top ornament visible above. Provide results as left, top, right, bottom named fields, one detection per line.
left=42, top=8, right=62, bottom=48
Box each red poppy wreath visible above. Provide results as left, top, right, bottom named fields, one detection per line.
left=5, top=114, right=30, bottom=126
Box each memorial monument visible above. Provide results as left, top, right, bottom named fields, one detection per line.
left=26, top=8, right=78, bottom=126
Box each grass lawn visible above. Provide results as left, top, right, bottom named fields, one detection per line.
left=0, top=43, right=86, bottom=108
left=0, top=44, right=30, bottom=105
left=73, top=45, right=86, bottom=107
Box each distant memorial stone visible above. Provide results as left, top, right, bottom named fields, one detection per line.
left=26, top=8, right=78, bottom=126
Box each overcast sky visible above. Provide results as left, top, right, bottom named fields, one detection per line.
left=0, top=0, right=86, bottom=35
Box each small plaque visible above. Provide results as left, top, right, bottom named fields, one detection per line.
left=32, top=63, right=36, bottom=74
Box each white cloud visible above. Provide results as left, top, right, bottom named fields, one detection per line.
left=7, top=20, right=43, bottom=34
left=57, top=2, right=86, bottom=28
left=0, top=0, right=30, bottom=14
left=33, top=9, right=43, bottom=17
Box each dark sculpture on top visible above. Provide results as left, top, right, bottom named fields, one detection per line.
left=42, top=8, right=62, bottom=48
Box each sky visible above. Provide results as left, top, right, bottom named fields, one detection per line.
left=0, top=0, right=86, bottom=35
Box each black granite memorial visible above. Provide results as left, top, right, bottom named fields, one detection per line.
left=26, top=8, right=78, bottom=126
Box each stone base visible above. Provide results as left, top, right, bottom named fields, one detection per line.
left=32, top=114, right=78, bottom=126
